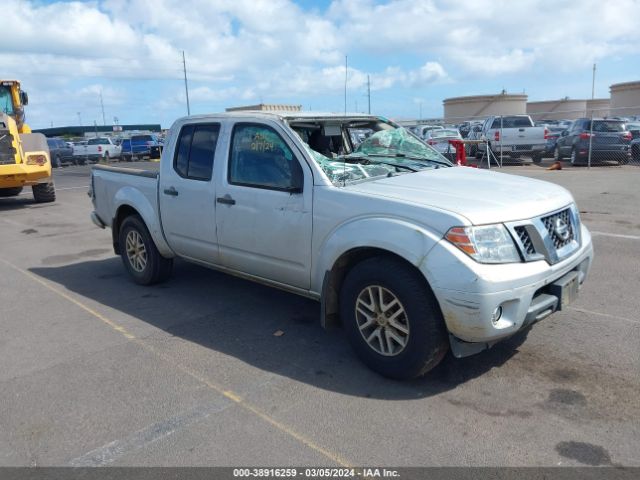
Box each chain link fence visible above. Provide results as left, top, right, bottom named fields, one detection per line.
left=430, top=105, right=640, bottom=168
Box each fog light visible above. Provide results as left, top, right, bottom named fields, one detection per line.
left=491, top=306, right=503, bottom=325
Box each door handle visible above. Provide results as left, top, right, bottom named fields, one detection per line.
left=217, top=195, right=236, bottom=205
left=163, top=187, right=179, bottom=196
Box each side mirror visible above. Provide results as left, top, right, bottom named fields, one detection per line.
left=20, top=91, right=28, bottom=106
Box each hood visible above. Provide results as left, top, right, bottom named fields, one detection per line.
left=347, top=166, right=573, bottom=225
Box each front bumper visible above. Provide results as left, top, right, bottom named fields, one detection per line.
left=422, top=224, right=593, bottom=355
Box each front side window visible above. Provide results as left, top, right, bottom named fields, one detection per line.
left=173, top=123, right=219, bottom=181
left=0, top=86, right=14, bottom=115
left=229, top=124, right=302, bottom=191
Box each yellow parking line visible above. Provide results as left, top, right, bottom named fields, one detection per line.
left=0, top=257, right=351, bottom=467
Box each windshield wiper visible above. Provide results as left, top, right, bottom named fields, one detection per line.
left=345, top=155, right=419, bottom=172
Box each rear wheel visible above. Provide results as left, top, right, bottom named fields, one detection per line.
left=104, top=151, right=110, bottom=162
left=532, top=153, right=542, bottom=164
left=340, top=257, right=448, bottom=379
left=119, top=215, right=173, bottom=285
left=0, top=187, right=23, bottom=197
left=32, top=182, right=56, bottom=203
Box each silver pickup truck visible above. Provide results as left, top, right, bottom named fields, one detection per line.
left=477, top=115, right=548, bottom=163
left=89, top=112, right=593, bottom=379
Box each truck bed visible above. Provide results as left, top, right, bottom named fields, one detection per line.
left=91, top=164, right=159, bottom=229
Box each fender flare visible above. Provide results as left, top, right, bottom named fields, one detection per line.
left=113, top=187, right=174, bottom=257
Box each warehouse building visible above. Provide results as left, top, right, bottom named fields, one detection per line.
left=610, top=81, right=640, bottom=117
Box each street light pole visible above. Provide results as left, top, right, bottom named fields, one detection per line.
left=182, top=50, right=191, bottom=116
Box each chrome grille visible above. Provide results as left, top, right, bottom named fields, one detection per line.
left=542, top=209, right=574, bottom=249
left=515, top=226, right=535, bottom=254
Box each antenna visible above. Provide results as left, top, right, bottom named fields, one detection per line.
left=182, top=50, right=191, bottom=115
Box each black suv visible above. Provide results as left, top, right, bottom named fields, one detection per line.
left=46, top=138, right=74, bottom=167
left=553, top=118, right=631, bottom=165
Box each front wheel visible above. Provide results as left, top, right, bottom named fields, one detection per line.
left=554, top=145, right=563, bottom=161
left=53, top=155, right=61, bottom=168
left=32, top=182, right=56, bottom=203
left=532, top=153, right=542, bottom=164
left=119, top=215, right=173, bottom=285
left=570, top=148, right=580, bottom=166
left=340, top=257, right=448, bottom=379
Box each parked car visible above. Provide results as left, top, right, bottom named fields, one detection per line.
left=542, top=126, right=569, bottom=158
left=625, top=122, right=640, bottom=140
left=477, top=115, right=547, bottom=163
left=424, top=128, right=462, bottom=160
left=553, top=118, right=631, bottom=165
left=89, top=111, right=593, bottom=379
left=630, top=137, right=640, bottom=163
left=414, top=125, right=443, bottom=139
left=120, top=134, right=162, bottom=161
left=46, top=137, right=74, bottom=167
left=73, top=137, right=121, bottom=163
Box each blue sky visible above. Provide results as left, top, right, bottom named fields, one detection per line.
left=4, top=0, right=639, bottom=128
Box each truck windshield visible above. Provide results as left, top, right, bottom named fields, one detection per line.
left=303, top=126, right=451, bottom=186
left=0, top=86, right=14, bottom=115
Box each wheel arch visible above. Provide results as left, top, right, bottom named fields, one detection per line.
left=111, top=199, right=173, bottom=258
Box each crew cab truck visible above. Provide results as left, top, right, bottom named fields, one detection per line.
left=90, top=112, right=593, bottom=379
left=477, top=115, right=548, bottom=163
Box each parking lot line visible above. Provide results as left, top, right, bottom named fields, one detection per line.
left=568, top=307, right=639, bottom=325
left=0, top=256, right=352, bottom=468
left=591, top=231, right=640, bottom=241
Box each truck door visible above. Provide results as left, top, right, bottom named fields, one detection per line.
left=215, top=122, right=313, bottom=289
left=159, top=122, right=221, bottom=263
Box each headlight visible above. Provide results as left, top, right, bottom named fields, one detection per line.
left=26, top=154, right=48, bottom=166
left=445, top=224, right=521, bottom=264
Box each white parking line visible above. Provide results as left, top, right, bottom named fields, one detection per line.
left=591, top=231, right=640, bottom=240
left=568, top=307, right=639, bottom=325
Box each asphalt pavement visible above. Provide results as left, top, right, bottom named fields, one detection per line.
left=0, top=160, right=638, bottom=467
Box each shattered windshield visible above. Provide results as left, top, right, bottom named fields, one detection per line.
left=289, top=118, right=452, bottom=186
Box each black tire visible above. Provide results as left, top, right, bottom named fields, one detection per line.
left=53, top=155, right=61, bottom=168
left=632, top=145, right=640, bottom=163
left=553, top=145, right=563, bottom=161
left=78, top=159, right=86, bottom=166
left=119, top=215, right=173, bottom=285
left=532, top=153, right=542, bottom=164
left=619, top=157, right=630, bottom=165
left=570, top=148, right=580, bottom=166
left=104, top=151, right=110, bottom=162
left=340, top=256, right=448, bottom=379
left=32, top=182, right=56, bottom=203
left=0, top=187, right=23, bottom=197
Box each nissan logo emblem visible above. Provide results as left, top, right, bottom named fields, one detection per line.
left=554, top=217, right=570, bottom=241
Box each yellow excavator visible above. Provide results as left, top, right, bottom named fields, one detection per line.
left=0, top=80, right=55, bottom=202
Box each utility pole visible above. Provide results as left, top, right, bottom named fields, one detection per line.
left=182, top=50, right=191, bottom=115
left=591, top=63, right=596, bottom=99
left=100, top=90, right=106, bottom=126
left=344, top=55, right=348, bottom=115
left=367, top=74, right=371, bottom=114
left=77, top=112, right=82, bottom=126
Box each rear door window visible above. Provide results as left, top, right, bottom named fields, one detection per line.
left=173, top=124, right=220, bottom=181
left=490, top=116, right=533, bottom=128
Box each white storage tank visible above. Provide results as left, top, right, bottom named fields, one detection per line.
left=526, top=99, right=587, bottom=121
left=586, top=98, right=610, bottom=118
left=443, top=93, right=527, bottom=123
left=609, top=81, right=640, bottom=117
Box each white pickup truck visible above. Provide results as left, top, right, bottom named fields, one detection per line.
left=73, top=136, right=121, bottom=164
left=477, top=115, right=548, bottom=163
left=89, top=112, right=593, bottom=379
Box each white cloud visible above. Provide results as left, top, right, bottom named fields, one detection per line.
left=3, top=0, right=638, bottom=127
